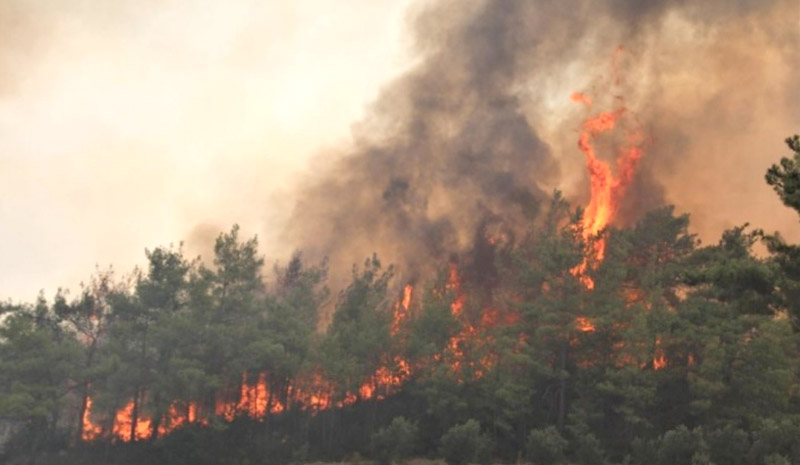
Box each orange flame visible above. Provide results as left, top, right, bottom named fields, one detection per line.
left=653, top=337, right=666, bottom=370
left=157, top=402, right=203, bottom=436
left=391, top=284, right=414, bottom=336
left=112, top=400, right=152, bottom=442
left=570, top=73, right=644, bottom=289
left=575, top=316, right=596, bottom=333
left=91, top=265, right=542, bottom=444
left=81, top=396, right=102, bottom=441
left=571, top=92, right=593, bottom=108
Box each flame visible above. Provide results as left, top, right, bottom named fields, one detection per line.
left=438, top=264, right=505, bottom=379
left=88, top=61, right=649, bottom=441
left=571, top=92, right=593, bottom=108
left=575, top=316, right=596, bottom=333
left=391, top=284, right=414, bottom=335
left=653, top=337, right=666, bottom=370
left=447, top=264, right=465, bottom=318
left=568, top=64, right=651, bottom=370
left=569, top=60, right=644, bottom=290
left=157, top=402, right=203, bottom=436
left=237, top=373, right=269, bottom=418
left=112, top=400, right=152, bottom=442
left=81, top=396, right=102, bottom=441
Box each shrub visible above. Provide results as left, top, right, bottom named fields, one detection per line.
left=763, top=454, right=791, bottom=465
left=690, top=450, right=713, bottom=465
left=573, top=433, right=605, bottom=465
left=371, top=416, right=418, bottom=465
left=706, top=425, right=749, bottom=465
left=749, top=419, right=800, bottom=464
left=657, top=425, right=706, bottom=465
left=630, top=437, right=658, bottom=465
left=525, top=427, right=567, bottom=465
left=439, top=419, right=493, bottom=465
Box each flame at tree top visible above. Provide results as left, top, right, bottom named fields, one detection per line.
left=570, top=82, right=644, bottom=289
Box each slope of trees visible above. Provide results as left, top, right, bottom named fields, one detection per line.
left=1, top=137, right=799, bottom=465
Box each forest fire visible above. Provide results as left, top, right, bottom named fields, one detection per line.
left=79, top=87, right=651, bottom=445
left=80, top=78, right=651, bottom=444
left=569, top=87, right=644, bottom=289
left=653, top=337, right=667, bottom=370
left=80, top=397, right=102, bottom=441
left=80, top=258, right=516, bottom=443
left=391, top=284, right=414, bottom=336
left=575, top=316, right=596, bottom=333
left=112, top=401, right=152, bottom=442
left=5, top=0, right=798, bottom=462
left=82, top=284, right=417, bottom=442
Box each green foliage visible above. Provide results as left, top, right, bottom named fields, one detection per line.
left=406, top=287, right=459, bottom=361
left=630, top=437, right=659, bottom=465
left=525, top=426, right=567, bottom=465
left=765, top=135, right=800, bottom=214
left=764, top=135, right=800, bottom=329
left=706, top=425, right=750, bottom=465
left=439, top=419, right=493, bottom=465
left=0, top=298, right=82, bottom=458
left=763, top=454, right=791, bottom=465
left=573, top=433, right=605, bottom=465
left=656, top=426, right=706, bottom=465
left=321, top=255, right=393, bottom=400
left=371, top=416, right=418, bottom=465
left=748, top=418, right=800, bottom=465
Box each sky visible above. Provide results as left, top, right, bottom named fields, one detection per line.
left=0, top=0, right=414, bottom=300
left=1, top=0, right=799, bottom=301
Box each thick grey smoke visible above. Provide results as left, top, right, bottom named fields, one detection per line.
left=287, top=1, right=558, bottom=289
left=285, top=0, right=800, bottom=290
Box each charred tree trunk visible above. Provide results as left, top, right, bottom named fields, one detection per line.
left=130, top=388, right=140, bottom=442
left=556, top=341, right=567, bottom=431
left=265, top=383, right=274, bottom=421
left=207, top=390, right=217, bottom=421
left=150, top=393, right=162, bottom=441
left=282, top=381, right=291, bottom=413
left=75, top=341, right=97, bottom=445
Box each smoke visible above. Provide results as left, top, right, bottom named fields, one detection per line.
left=0, top=0, right=797, bottom=301
left=285, top=0, right=800, bottom=290
left=0, top=0, right=411, bottom=301
left=286, top=1, right=558, bottom=289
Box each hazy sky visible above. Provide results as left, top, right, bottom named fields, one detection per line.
left=1, top=0, right=798, bottom=301
left=1, top=0, right=413, bottom=300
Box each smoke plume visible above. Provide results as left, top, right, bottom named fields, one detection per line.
left=284, top=0, right=800, bottom=291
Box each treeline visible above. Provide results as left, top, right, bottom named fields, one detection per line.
left=2, top=137, right=800, bottom=465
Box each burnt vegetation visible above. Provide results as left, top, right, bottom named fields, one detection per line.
left=0, top=138, right=799, bottom=465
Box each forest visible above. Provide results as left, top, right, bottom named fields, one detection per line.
left=2, top=136, right=800, bottom=465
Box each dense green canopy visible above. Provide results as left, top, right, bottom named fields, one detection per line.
left=2, top=137, right=800, bottom=465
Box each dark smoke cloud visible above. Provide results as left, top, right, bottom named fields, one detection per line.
left=287, top=0, right=560, bottom=288
left=284, top=0, right=799, bottom=290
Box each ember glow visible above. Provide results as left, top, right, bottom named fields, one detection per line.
left=575, top=316, right=596, bottom=333
left=653, top=337, right=667, bottom=370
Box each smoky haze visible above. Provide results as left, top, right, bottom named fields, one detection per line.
left=0, top=0, right=412, bottom=300
left=1, top=0, right=798, bottom=301
left=284, top=0, right=800, bottom=292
